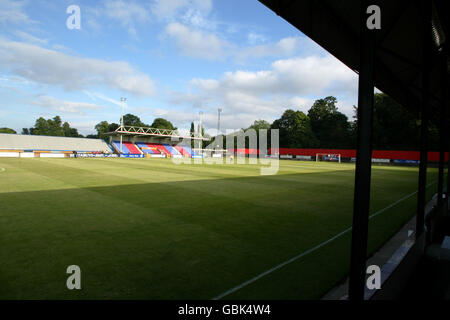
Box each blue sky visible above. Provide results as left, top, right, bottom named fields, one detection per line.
left=0, top=0, right=359, bottom=135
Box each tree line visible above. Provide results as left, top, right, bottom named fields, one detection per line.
left=90, top=114, right=177, bottom=140
left=232, top=93, right=439, bottom=151
left=20, top=116, right=82, bottom=137
left=3, top=93, right=439, bottom=151
left=12, top=114, right=177, bottom=140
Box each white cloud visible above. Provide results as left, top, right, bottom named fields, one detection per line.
left=165, top=22, right=227, bottom=60
left=168, top=55, right=358, bottom=130
left=163, top=21, right=321, bottom=63
left=153, top=0, right=318, bottom=63
left=180, top=7, right=216, bottom=30
left=247, top=32, right=267, bottom=45
left=0, top=39, right=156, bottom=97
left=169, top=89, right=212, bottom=108
left=164, top=22, right=312, bottom=62
left=0, top=0, right=34, bottom=25
left=69, top=120, right=100, bottom=135
left=13, top=30, right=47, bottom=45
left=152, top=0, right=212, bottom=19
left=84, top=91, right=122, bottom=107
left=270, top=56, right=357, bottom=94
left=83, top=90, right=98, bottom=102
left=235, top=37, right=317, bottom=62
left=0, top=74, right=30, bottom=86
left=32, top=96, right=103, bottom=115
left=104, top=0, right=151, bottom=35
left=51, top=44, right=68, bottom=51
left=192, top=56, right=357, bottom=96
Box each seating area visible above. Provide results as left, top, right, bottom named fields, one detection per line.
left=181, top=145, right=201, bottom=158
left=136, top=142, right=171, bottom=156
left=174, top=145, right=190, bottom=157
left=114, top=141, right=201, bottom=158
left=162, top=144, right=181, bottom=156
left=123, top=141, right=142, bottom=154
left=0, top=133, right=203, bottom=159
left=112, top=141, right=130, bottom=154
left=0, top=133, right=112, bottom=153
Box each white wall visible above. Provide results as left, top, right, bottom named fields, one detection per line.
left=0, top=152, right=19, bottom=157
left=40, top=153, right=65, bottom=158
left=20, top=153, right=34, bottom=158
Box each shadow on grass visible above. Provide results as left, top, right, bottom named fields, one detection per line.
left=0, top=168, right=423, bottom=299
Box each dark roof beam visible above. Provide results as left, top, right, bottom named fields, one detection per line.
left=377, top=1, right=413, bottom=44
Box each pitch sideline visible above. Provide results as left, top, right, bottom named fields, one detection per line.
left=212, top=181, right=437, bottom=300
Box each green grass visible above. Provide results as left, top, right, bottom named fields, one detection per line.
left=0, top=157, right=439, bottom=299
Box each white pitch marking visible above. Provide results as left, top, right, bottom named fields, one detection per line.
left=212, top=181, right=437, bottom=300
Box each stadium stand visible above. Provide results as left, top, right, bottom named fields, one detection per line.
left=112, top=141, right=143, bottom=154
left=162, top=144, right=181, bottom=156
left=136, top=142, right=171, bottom=156
left=0, top=133, right=112, bottom=153
left=151, top=144, right=170, bottom=156
left=174, top=145, right=191, bottom=157
left=123, top=141, right=142, bottom=154
left=112, top=141, right=130, bottom=154
left=181, top=145, right=195, bottom=157
left=136, top=142, right=156, bottom=154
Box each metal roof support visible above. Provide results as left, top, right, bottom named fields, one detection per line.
left=416, top=0, right=432, bottom=241
left=435, top=50, right=448, bottom=241
left=447, top=64, right=450, bottom=210
left=447, top=113, right=450, bottom=213
left=348, top=0, right=376, bottom=301
left=437, top=52, right=448, bottom=211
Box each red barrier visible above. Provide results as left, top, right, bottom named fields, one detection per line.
left=233, top=148, right=258, bottom=155
left=270, top=148, right=448, bottom=161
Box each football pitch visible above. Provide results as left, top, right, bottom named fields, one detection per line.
left=0, top=157, right=438, bottom=299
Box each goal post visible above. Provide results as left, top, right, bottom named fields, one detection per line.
left=316, top=153, right=341, bottom=163
left=194, top=148, right=227, bottom=158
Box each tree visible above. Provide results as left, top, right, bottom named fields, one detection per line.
left=95, top=121, right=110, bottom=139
left=48, top=116, right=64, bottom=136
left=0, top=127, right=16, bottom=134
left=189, top=122, right=196, bottom=147
left=63, top=122, right=82, bottom=137
left=271, top=109, right=318, bottom=148
left=308, top=96, right=352, bottom=148
left=243, top=120, right=272, bottom=148
left=247, top=120, right=271, bottom=132
left=122, top=114, right=147, bottom=127
left=62, top=122, right=71, bottom=137
left=108, top=123, right=120, bottom=132
left=351, top=93, right=439, bottom=151
left=151, top=118, right=176, bottom=130
left=371, top=93, right=422, bottom=150
left=26, top=116, right=82, bottom=137
left=33, top=117, right=50, bottom=135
